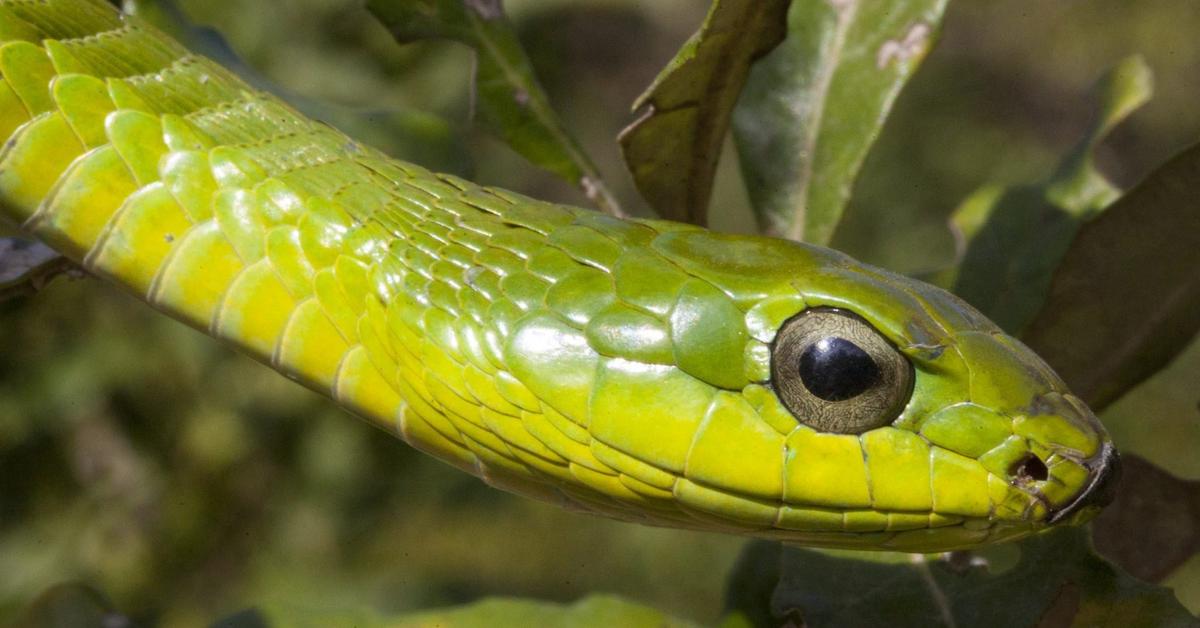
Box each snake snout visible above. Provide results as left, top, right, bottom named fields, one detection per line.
left=1046, top=442, right=1122, bottom=525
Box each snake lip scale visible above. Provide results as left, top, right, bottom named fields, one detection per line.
left=1046, top=442, right=1120, bottom=525
left=0, top=0, right=1118, bottom=552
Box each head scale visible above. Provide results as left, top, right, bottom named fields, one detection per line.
left=505, top=228, right=1117, bottom=552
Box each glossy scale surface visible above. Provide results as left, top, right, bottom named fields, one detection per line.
left=0, top=0, right=1116, bottom=551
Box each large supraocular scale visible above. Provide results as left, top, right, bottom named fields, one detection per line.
left=0, top=0, right=1117, bottom=551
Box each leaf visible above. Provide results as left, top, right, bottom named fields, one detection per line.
left=732, top=0, right=949, bottom=244
left=0, top=237, right=75, bottom=302
left=123, top=0, right=471, bottom=176
left=1045, top=56, right=1155, bottom=212
left=1091, top=454, right=1200, bottom=583
left=367, top=0, right=623, bottom=216
left=948, top=56, right=1153, bottom=333
left=617, top=0, right=790, bottom=225
left=722, top=528, right=1196, bottom=628
left=225, top=594, right=700, bottom=628
left=1020, top=141, right=1200, bottom=410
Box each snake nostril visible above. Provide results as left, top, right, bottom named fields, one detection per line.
left=1010, top=454, right=1048, bottom=483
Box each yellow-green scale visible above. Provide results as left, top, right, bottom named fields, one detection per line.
left=0, top=0, right=1110, bottom=552
left=0, top=12, right=913, bottom=530
left=0, top=1, right=674, bottom=528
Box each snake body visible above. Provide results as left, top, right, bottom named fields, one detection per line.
left=0, top=0, right=1117, bottom=551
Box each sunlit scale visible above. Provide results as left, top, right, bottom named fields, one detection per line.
left=0, top=0, right=1117, bottom=552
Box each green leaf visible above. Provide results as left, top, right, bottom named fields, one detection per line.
left=1020, top=141, right=1200, bottom=410
left=1045, top=56, right=1154, bottom=212
left=1091, top=454, right=1200, bottom=583
left=722, top=528, right=1196, bottom=627
left=229, top=594, right=699, bottom=628
left=124, top=0, right=471, bottom=176
left=367, top=0, right=622, bottom=216
left=733, top=0, right=949, bottom=244
left=0, top=237, right=75, bottom=302
left=948, top=56, right=1153, bottom=333
left=617, top=0, right=790, bottom=225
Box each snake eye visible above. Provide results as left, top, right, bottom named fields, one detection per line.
left=771, top=308, right=914, bottom=434
left=798, top=337, right=881, bottom=401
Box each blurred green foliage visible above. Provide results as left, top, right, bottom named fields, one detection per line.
left=3, top=0, right=1200, bottom=626
left=244, top=593, right=700, bottom=628
left=366, top=0, right=622, bottom=215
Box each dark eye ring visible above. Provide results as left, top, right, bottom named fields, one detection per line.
left=770, top=308, right=914, bottom=434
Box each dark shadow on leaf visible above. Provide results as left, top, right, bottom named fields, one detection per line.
left=1092, top=454, right=1200, bottom=583
left=1022, top=143, right=1200, bottom=410
left=722, top=528, right=1195, bottom=627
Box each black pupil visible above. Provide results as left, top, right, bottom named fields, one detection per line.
left=798, top=337, right=881, bottom=401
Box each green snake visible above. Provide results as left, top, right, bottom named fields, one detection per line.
left=0, top=0, right=1118, bottom=552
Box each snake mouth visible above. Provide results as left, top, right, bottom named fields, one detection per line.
left=1046, top=441, right=1121, bottom=525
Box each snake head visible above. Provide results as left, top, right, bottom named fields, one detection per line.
left=549, top=227, right=1118, bottom=552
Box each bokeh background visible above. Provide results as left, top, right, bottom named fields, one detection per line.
left=2, top=0, right=1199, bottom=625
